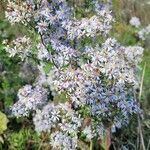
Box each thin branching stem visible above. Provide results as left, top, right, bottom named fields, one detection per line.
left=90, top=140, right=93, bottom=150
left=138, top=62, right=146, bottom=150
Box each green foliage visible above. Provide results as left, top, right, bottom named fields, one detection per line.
left=8, top=128, right=40, bottom=150
left=112, top=0, right=150, bottom=25
left=0, top=45, right=25, bottom=109
left=141, top=50, right=150, bottom=109
left=112, top=22, right=138, bottom=46
left=0, top=112, right=8, bottom=134
left=54, top=92, right=68, bottom=103
left=44, top=62, right=53, bottom=74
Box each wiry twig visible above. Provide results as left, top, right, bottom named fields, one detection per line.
left=39, top=33, right=59, bottom=69
left=24, top=17, right=59, bottom=69
left=38, top=132, right=49, bottom=150
left=147, top=139, right=150, bottom=150
left=137, top=62, right=146, bottom=150
left=139, top=62, right=146, bottom=102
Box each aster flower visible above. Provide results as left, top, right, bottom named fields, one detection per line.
left=36, top=20, right=49, bottom=34
left=4, top=36, right=32, bottom=60
left=33, top=102, right=82, bottom=134
left=129, top=16, right=141, bottom=28
left=138, top=25, right=150, bottom=40
left=5, top=1, right=33, bottom=25
left=33, top=103, right=60, bottom=132
left=50, top=131, right=78, bottom=150
left=11, top=85, right=48, bottom=117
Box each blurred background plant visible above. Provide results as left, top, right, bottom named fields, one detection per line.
left=0, top=0, right=150, bottom=149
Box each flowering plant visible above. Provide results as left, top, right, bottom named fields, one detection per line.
left=4, top=0, right=144, bottom=149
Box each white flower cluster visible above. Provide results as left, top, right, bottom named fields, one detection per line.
left=5, top=1, right=33, bottom=25
left=33, top=103, right=60, bottom=132
left=125, top=46, right=144, bottom=64
left=33, top=102, right=82, bottom=133
left=83, top=123, right=105, bottom=140
left=11, top=85, right=48, bottom=117
left=129, top=17, right=150, bottom=41
left=51, top=38, right=143, bottom=92
left=3, top=36, right=32, bottom=60
left=49, top=37, right=142, bottom=132
left=138, top=25, right=150, bottom=41
left=62, top=13, right=113, bottom=40
left=34, top=102, right=82, bottom=149
left=129, top=16, right=141, bottom=28
left=50, top=131, right=78, bottom=150
left=50, top=39, right=78, bottom=67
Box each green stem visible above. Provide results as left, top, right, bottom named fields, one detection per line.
left=90, top=140, right=93, bottom=150
left=137, top=62, right=146, bottom=150
left=139, top=62, right=146, bottom=101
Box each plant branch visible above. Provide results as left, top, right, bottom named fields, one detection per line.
left=137, top=62, right=146, bottom=150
